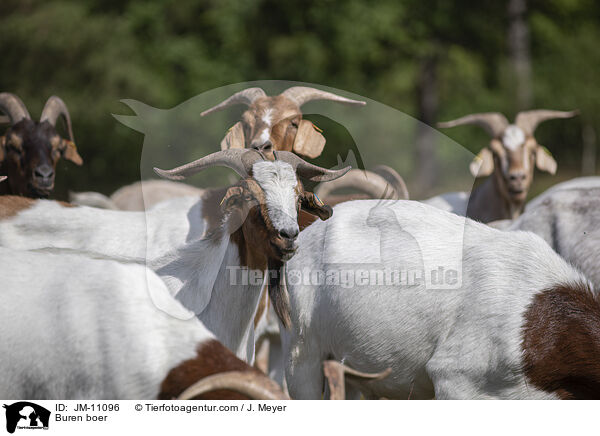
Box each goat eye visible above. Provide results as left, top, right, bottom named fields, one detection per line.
left=291, top=121, right=299, bottom=128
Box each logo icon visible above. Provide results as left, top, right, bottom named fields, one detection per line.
left=3, top=402, right=50, bottom=434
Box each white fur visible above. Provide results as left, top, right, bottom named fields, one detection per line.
left=280, top=199, right=589, bottom=399
left=262, top=109, right=273, bottom=126
left=502, top=125, right=525, bottom=151
left=0, top=247, right=214, bottom=399
left=259, top=128, right=270, bottom=145
left=252, top=161, right=299, bottom=234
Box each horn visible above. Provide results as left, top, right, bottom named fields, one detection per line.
left=273, top=151, right=351, bottom=182
left=323, top=360, right=392, bottom=400
left=438, top=112, right=509, bottom=138
left=177, top=371, right=288, bottom=400
left=40, top=96, right=75, bottom=142
left=154, top=149, right=266, bottom=181
left=0, top=176, right=6, bottom=183
left=0, top=93, right=31, bottom=125
left=201, top=88, right=267, bottom=117
left=314, top=169, right=402, bottom=201
left=515, top=109, right=579, bottom=136
left=281, top=86, right=366, bottom=107
left=371, top=165, right=409, bottom=200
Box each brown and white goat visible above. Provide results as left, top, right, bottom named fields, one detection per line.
left=202, top=86, right=365, bottom=158
left=437, top=110, right=578, bottom=222
left=0, top=93, right=82, bottom=198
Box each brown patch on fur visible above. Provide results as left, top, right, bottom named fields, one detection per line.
left=199, top=186, right=228, bottom=233
left=253, top=286, right=269, bottom=328
left=158, top=339, right=262, bottom=400
left=522, top=282, right=600, bottom=399
left=0, top=195, right=36, bottom=218
left=0, top=196, right=74, bottom=219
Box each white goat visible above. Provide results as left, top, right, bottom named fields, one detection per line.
left=279, top=199, right=597, bottom=399
left=0, top=149, right=347, bottom=363
left=503, top=179, right=600, bottom=288
left=0, top=247, right=286, bottom=400
left=70, top=179, right=204, bottom=211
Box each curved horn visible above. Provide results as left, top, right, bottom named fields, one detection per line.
left=201, top=88, right=267, bottom=117
left=177, top=371, right=288, bottom=400
left=273, top=151, right=351, bottom=182
left=154, top=149, right=265, bottom=181
left=515, top=109, right=579, bottom=136
left=323, top=360, right=392, bottom=400
left=0, top=93, right=31, bottom=125
left=281, top=86, right=366, bottom=107
left=314, top=169, right=401, bottom=201
left=371, top=165, right=409, bottom=200
left=438, top=112, right=509, bottom=138
left=40, top=96, right=75, bottom=142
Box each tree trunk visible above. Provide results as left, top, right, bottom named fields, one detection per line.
left=414, top=54, right=439, bottom=197
left=508, top=0, right=533, bottom=110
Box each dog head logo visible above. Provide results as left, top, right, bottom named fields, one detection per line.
left=3, top=402, right=50, bottom=433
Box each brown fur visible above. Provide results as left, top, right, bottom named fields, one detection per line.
left=239, top=96, right=303, bottom=152
left=0, top=195, right=74, bottom=219
left=158, top=339, right=263, bottom=400
left=522, top=282, right=600, bottom=399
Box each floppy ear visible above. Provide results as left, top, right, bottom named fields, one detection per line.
left=469, top=147, right=494, bottom=178
left=62, top=139, right=83, bottom=165
left=0, top=136, right=5, bottom=161
left=301, top=191, right=333, bottom=221
left=220, top=122, right=245, bottom=150
left=293, top=120, right=326, bottom=159
left=220, top=186, right=244, bottom=212
left=535, top=145, right=557, bottom=175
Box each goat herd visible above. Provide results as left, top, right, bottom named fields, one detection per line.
left=0, top=88, right=598, bottom=400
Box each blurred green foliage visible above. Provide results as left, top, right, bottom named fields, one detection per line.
left=0, top=0, right=597, bottom=199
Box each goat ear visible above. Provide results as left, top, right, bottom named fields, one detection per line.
left=220, top=122, right=245, bottom=150
left=62, top=139, right=83, bottom=165
left=293, top=120, right=326, bottom=159
left=301, top=191, right=333, bottom=221
left=469, top=147, right=494, bottom=178
left=535, top=145, right=557, bottom=175
left=220, top=186, right=244, bottom=212
left=0, top=136, right=5, bottom=161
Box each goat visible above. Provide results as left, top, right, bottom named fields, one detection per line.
left=70, top=180, right=205, bottom=211
left=278, top=199, right=598, bottom=399
left=0, top=247, right=287, bottom=400
left=503, top=179, right=600, bottom=288
left=0, top=93, right=83, bottom=198
left=0, top=149, right=348, bottom=363
left=202, top=86, right=365, bottom=158
left=425, top=110, right=578, bottom=222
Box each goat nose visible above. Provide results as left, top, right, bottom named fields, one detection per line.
left=279, top=227, right=299, bottom=240
left=508, top=172, right=526, bottom=182
left=252, top=140, right=273, bottom=152
left=34, top=165, right=54, bottom=180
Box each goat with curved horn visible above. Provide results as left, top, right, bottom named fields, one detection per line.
left=281, top=86, right=366, bottom=107
left=40, top=96, right=75, bottom=142
left=177, top=371, right=289, bottom=400
left=515, top=109, right=579, bottom=136
left=438, top=112, right=509, bottom=138
left=154, top=149, right=350, bottom=183
left=0, top=93, right=31, bottom=124
left=200, top=88, right=267, bottom=117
